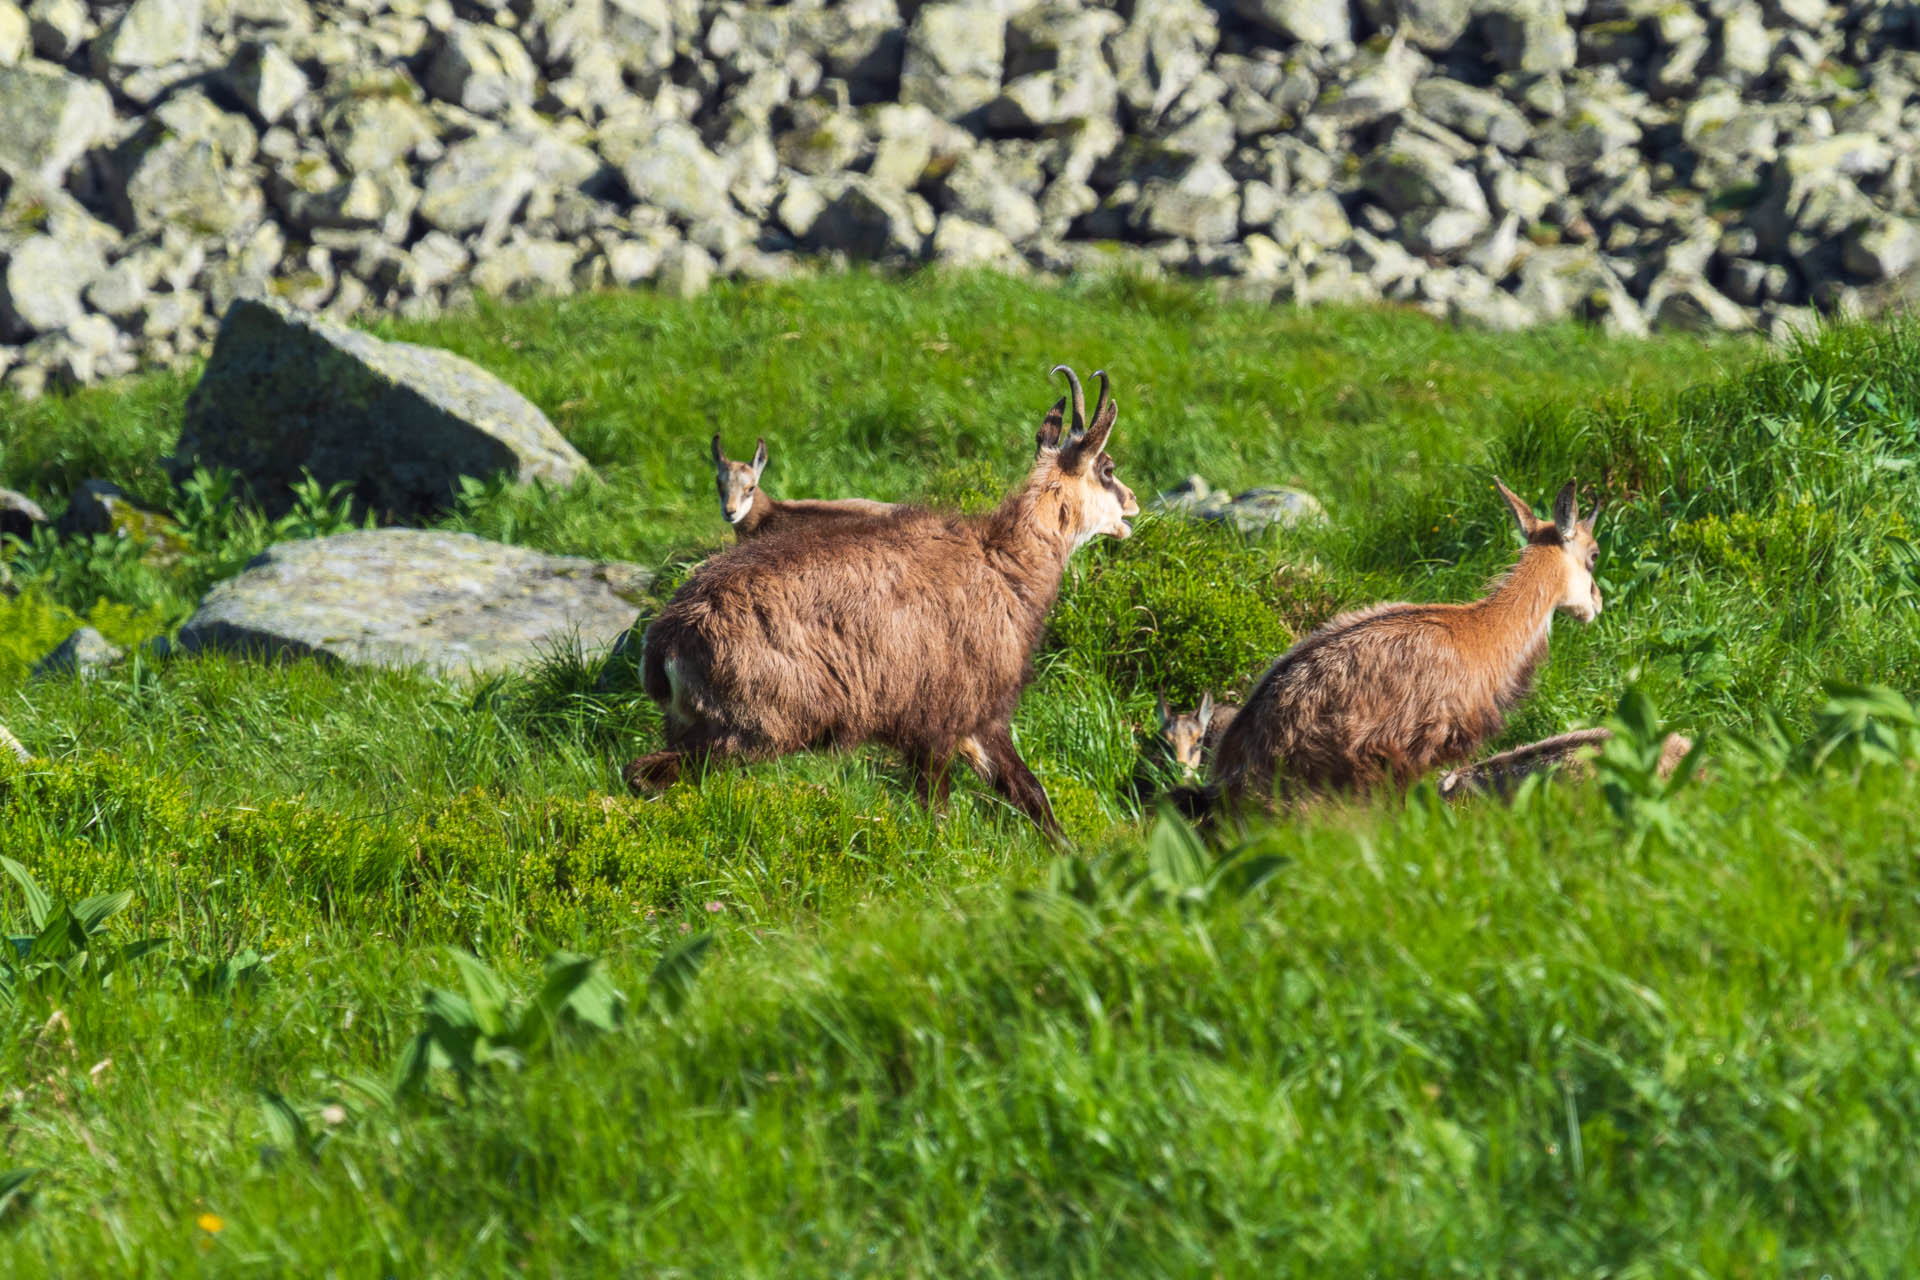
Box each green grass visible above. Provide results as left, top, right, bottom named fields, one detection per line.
left=2, top=269, right=1918, bottom=1274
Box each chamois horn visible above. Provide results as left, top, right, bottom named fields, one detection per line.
left=1052, top=364, right=1087, bottom=436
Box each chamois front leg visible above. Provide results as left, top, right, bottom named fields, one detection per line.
left=978, top=726, right=1061, bottom=840
left=904, top=746, right=956, bottom=811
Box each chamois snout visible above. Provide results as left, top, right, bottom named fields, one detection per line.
left=711, top=434, right=767, bottom=526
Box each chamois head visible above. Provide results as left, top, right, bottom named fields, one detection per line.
left=1495, top=477, right=1602, bottom=623
left=1157, top=691, right=1215, bottom=779
left=1033, top=366, right=1139, bottom=549
left=711, top=434, right=768, bottom=526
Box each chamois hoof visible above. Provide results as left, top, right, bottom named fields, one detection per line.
left=623, top=751, right=683, bottom=793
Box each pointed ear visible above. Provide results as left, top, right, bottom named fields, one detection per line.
left=1035, top=397, right=1066, bottom=455
left=1493, top=476, right=1537, bottom=537
left=711, top=434, right=726, bottom=468
left=1580, top=489, right=1601, bottom=537
left=1197, top=691, right=1213, bottom=732
left=1060, top=396, right=1116, bottom=475
left=1552, top=480, right=1577, bottom=541
left=751, top=437, right=768, bottom=479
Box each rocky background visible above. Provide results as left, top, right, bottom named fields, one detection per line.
left=2, top=0, right=1919, bottom=397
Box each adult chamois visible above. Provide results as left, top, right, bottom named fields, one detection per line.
left=628, top=367, right=1139, bottom=836
left=1201, top=478, right=1602, bottom=811
left=710, top=435, right=894, bottom=539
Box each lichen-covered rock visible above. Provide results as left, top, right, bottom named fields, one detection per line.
left=32, top=626, right=125, bottom=679
left=808, top=175, right=926, bottom=259
left=175, top=296, right=592, bottom=519
left=1, top=232, right=108, bottom=339
left=1, top=486, right=46, bottom=541
left=1233, top=0, right=1349, bottom=47
left=173, top=529, right=653, bottom=680
left=617, top=121, right=733, bottom=226
left=420, top=128, right=599, bottom=235
left=91, top=0, right=201, bottom=75
left=424, top=21, right=537, bottom=116
left=107, top=91, right=264, bottom=237
left=1153, top=475, right=1327, bottom=533
left=900, top=2, right=1006, bottom=121
left=53, top=478, right=184, bottom=552
left=1844, top=217, right=1920, bottom=283
left=226, top=40, right=309, bottom=126
left=0, top=61, right=115, bottom=183
left=0, top=2, right=27, bottom=65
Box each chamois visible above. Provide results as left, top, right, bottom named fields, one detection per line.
left=1437, top=728, right=1694, bottom=800
left=628, top=366, right=1139, bottom=835
left=1203, top=478, right=1602, bottom=810
left=1150, top=692, right=1239, bottom=783
left=711, top=435, right=894, bottom=539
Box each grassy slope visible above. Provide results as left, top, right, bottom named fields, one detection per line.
left=2, top=271, right=1918, bottom=1275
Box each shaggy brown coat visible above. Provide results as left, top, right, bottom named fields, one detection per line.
left=631, top=369, right=1139, bottom=835
left=711, top=435, right=894, bottom=540
left=1206, top=479, right=1602, bottom=810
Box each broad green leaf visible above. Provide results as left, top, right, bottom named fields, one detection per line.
left=73, top=890, right=133, bottom=934
left=0, top=858, right=51, bottom=932
left=257, top=1090, right=314, bottom=1160
left=449, top=950, right=510, bottom=1040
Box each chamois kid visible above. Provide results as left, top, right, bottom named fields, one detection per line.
left=629, top=367, right=1139, bottom=835
left=1203, top=478, right=1601, bottom=810
left=711, top=435, right=894, bottom=539
left=1142, top=693, right=1238, bottom=784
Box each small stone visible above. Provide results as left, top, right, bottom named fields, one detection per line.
left=27, top=0, right=85, bottom=62
left=227, top=40, right=310, bottom=126
left=470, top=236, right=578, bottom=300
left=0, top=62, right=116, bottom=184
left=900, top=2, right=1006, bottom=121
left=1843, top=218, right=1920, bottom=283
left=32, top=626, right=125, bottom=679
left=425, top=20, right=537, bottom=116
left=1, top=486, right=47, bottom=542
left=92, top=0, right=201, bottom=74
left=617, top=121, right=734, bottom=226
left=655, top=241, right=713, bottom=299
left=1233, top=0, right=1348, bottom=47
left=1648, top=271, right=1752, bottom=332
left=1, top=234, right=107, bottom=340
left=931, top=216, right=1021, bottom=270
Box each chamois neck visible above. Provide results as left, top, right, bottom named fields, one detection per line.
left=1469, top=544, right=1564, bottom=673
left=982, top=479, right=1079, bottom=605
left=734, top=486, right=774, bottom=534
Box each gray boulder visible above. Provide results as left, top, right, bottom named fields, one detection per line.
left=1153, top=476, right=1327, bottom=534
left=421, top=128, right=599, bottom=236
left=1411, top=78, right=1530, bottom=151
left=1108, top=0, right=1217, bottom=122
left=1647, top=272, right=1753, bottom=333
left=174, top=296, right=592, bottom=519
left=1479, top=0, right=1576, bottom=73
left=107, top=92, right=264, bottom=237
left=1132, top=157, right=1240, bottom=244
left=91, top=0, right=201, bottom=75
left=988, top=4, right=1122, bottom=130
left=808, top=176, right=926, bottom=260
left=1360, top=0, right=1468, bottom=50
left=32, top=626, right=125, bottom=679
left=0, top=62, right=115, bottom=184
left=425, top=21, right=537, bottom=116
left=226, top=40, right=309, bottom=126
left=1233, top=0, right=1349, bottom=46
left=1361, top=132, right=1490, bottom=221
left=318, top=81, right=440, bottom=173
left=1, top=486, right=46, bottom=542
left=1, top=233, right=108, bottom=340
left=53, top=478, right=182, bottom=546
left=1844, top=217, right=1920, bottom=283
left=617, top=121, right=733, bottom=226
left=173, top=529, right=654, bottom=680
left=900, top=2, right=1005, bottom=121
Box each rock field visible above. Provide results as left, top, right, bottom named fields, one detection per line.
left=3, top=0, right=1920, bottom=397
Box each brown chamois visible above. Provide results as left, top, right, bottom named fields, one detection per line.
left=1151, top=692, right=1239, bottom=783
left=711, top=435, right=895, bottom=540
left=628, top=366, right=1140, bottom=835
left=1203, top=478, right=1602, bottom=810
left=1437, top=728, right=1694, bottom=801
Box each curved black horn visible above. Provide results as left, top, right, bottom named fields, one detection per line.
left=1090, top=369, right=1111, bottom=424
left=1051, top=364, right=1087, bottom=436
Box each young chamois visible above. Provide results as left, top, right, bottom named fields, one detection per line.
left=1437, top=727, right=1694, bottom=801
left=628, top=367, right=1139, bottom=836
left=1201, top=478, right=1602, bottom=811
left=711, top=435, right=894, bottom=539
left=1149, top=693, right=1238, bottom=783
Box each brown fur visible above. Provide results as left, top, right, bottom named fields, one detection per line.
left=631, top=368, right=1139, bottom=835
left=1437, top=729, right=1694, bottom=800
left=1150, top=693, right=1239, bottom=784
left=1205, top=478, right=1603, bottom=811
left=712, top=435, right=894, bottom=540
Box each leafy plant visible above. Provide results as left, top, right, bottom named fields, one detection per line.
left=1804, top=680, right=1920, bottom=774
left=1017, top=809, right=1286, bottom=924
left=180, top=948, right=269, bottom=998
left=1596, top=688, right=1703, bottom=854
left=0, top=857, right=166, bottom=1007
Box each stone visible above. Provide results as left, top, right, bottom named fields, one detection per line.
left=1449, top=286, right=1537, bottom=331
left=421, top=129, right=600, bottom=236
left=1, top=486, right=46, bottom=541
left=1220, top=486, right=1327, bottom=534
left=1, top=233, right=107, bottom=339
left=173, top=529, right=653, bottom=680
left=92, top=0, right=201, bottom=73
left=1233, top=0, right=1349, bottom=47
left=1402, top=207, right=1486, bottom=255
left=320, top=85, right=439, bottom=173
left=1134, top=157, right=1240, bottom=244
left=0, top=721, right=25, bottom=762
left=867, top=103, right=939, bottom=190
left=1312, top=37, right=1421, bottom=127
left=808, top=175, right=925, bottom=259
left=655, top=241, right=713, bottom=299
left=1648, top=271, right=1752, bottom=332
left=107, top=94, right=265, bottom=238
left=1411, top=78, right=1530, bottom=152
left=175, top=296, right=592, bottom=519
left=930, top=150, right=1042, bottom=243
left=988, top=4, right=1122, bottom=130
left=1361, top=132, right=1490, bottom=220
left=470, top=236, right=578, bottom=300
left=0, top=62, right=115, bottom=184
left=31, top=626, right=125, bottom=679
left=604, top=0, right=679, bottom=79
left=618, top=121, right=733, bottom=226
left=53, top=478, right=181, bottom=545
left=1512, top=245, right=1636, bottom=326
left=1360, top=0, right=1468, bottom=49
left=0, top=3, right=25, bottom=65
left=425, top=20, right=538, bottom=116
left=1480, top=0, right=1576, bottom=73
left=900, top=2, right=1005, bottom=121
left=1717, top=4, right=1772, bottom=79
left=1529, top=99, right=1640, bottom=168
left=776, top=110, right=867, bottom=177
left=931, top=215, right=1022, bottom=270
left=27, top=0, right=86, bottom=62
left=1844, top=218, right=1920, bottom=283
left=227, top=40, right=310, bottom=126
left=1270, top=189, right=1351, bottom=252
left=1108, top=0, right=1217, bottom=122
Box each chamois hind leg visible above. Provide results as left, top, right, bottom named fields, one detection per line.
left=978, top=726, right=1062, bottom=840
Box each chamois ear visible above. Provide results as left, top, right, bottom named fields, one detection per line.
left=1197, top=691, right=1213, bottom=732
left=1493, top=476, right=1538, bottom=537
left=751, top=437, right=768, bottom=479
left=1552, top=480, right=1578, bottom=541
left=711, top=434, right=727, bottom=468
left=1035, top=397, right=1066, bottom=455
